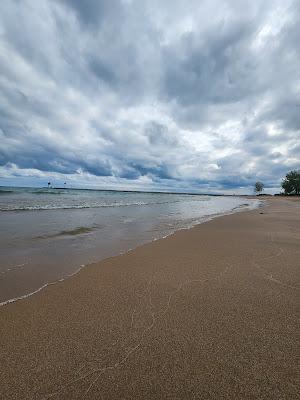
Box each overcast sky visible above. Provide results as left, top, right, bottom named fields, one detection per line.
left=0, top=0, right=299, bottom=193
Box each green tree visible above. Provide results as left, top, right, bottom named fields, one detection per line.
left=281, top=170, right=300, bottom=195
left=254, top=181, right=264, bottom=194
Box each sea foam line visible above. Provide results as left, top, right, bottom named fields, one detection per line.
left=0, top=197, right=209, bottom=211
left=0, top=264, right=85, bottom=307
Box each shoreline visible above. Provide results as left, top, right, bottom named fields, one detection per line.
left=0, top=200, right=261, bottom=307
left=0, top=197, right=298, bottom=399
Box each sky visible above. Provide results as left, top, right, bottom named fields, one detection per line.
left=0, top=0, right=299, bottom=194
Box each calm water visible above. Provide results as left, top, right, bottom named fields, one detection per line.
left=0, top=187, right=260, bottom=304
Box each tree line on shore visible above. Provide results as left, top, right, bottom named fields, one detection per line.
left=255, top=170, right=300, bottom=195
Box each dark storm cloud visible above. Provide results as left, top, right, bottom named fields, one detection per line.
left=60, top=0, right=123, bottom=28
left=163, top=22, right=258, bottom=106
left=0, top=0, right=299, bottom=192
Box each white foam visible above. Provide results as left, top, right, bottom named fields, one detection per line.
left=0, top=264, right=85, bottom=307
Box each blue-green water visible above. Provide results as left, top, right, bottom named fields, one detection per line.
left=0, top=187, right=260, bottom=304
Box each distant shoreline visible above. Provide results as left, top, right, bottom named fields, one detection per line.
left=0, top=184, right=280, bottom=196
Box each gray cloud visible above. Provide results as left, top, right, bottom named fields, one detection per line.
left=60, top=0, right=124, bottom=28
left=0, top=0, right=299, bottom=193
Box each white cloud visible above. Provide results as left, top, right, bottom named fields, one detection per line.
left=0, top=0, right=299, bottom=193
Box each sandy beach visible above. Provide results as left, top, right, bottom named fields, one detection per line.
left=0, top=197, right=299, bottom=399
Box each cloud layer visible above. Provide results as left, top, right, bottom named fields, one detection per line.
left=0, top=0, right=299, bottom=193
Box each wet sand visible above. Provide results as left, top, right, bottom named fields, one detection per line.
left=0, top=197, right=299, bottom=399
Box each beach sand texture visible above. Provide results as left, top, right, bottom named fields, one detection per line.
left=0, top=198, right=299, bottom=399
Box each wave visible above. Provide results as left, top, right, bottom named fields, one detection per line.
left=0, top=197, right=209, bottom=211
left=0, top=201, right=150, bottom=211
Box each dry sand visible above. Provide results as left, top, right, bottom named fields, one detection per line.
left=0, top=197, right=299, bottom=399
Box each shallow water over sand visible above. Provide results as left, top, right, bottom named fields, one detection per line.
left=0, top=188, right=260, bottom=303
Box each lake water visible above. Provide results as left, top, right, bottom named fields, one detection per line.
left=0, top=187, right=260, bottom=304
